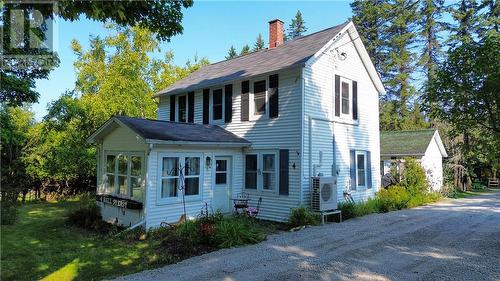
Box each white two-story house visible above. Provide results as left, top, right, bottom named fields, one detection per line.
left=88, top=19, right=384, bottom=228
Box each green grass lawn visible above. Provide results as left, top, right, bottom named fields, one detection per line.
left=451, top=188, right=496, bottom=199
left=1, top=200, right=165, bottom=281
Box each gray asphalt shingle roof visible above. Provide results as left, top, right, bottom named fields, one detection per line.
left=380, top=129, right=437, bottom=156
left=155, top=21, right=349, bottom=97
left=115, top=116, right=251, bottom=144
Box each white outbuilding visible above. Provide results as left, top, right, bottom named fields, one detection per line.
left=380, top=129, right=448, bottom=191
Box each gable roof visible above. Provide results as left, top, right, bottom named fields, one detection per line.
left=87, top=116, right=251, bottom=146
left=155, top=21, right=350, bottom=97
left=380, top=129, right=447, bottom=157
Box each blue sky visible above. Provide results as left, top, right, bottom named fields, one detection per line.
left=33, top=1, right=353, bottom=119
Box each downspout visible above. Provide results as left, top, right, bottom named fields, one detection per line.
left=299, top=67, right=305, bottom=205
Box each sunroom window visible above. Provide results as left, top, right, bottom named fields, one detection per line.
left=160, top=155, right=202, bottom=201
left=104, top=152, right=144, bottom=202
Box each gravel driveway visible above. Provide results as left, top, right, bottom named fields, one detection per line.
left=116, top=191, right=500, bottom=281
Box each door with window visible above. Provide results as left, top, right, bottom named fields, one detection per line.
left=213, top=157, right=231, bottom=213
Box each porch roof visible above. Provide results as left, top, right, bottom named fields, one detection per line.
left=88, top=116, right=251, bottom=146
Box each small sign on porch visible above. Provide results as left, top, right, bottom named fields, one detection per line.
left=96, top=194, right=143, bottom=210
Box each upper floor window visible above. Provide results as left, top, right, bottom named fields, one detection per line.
left=253, top=80, right=266, bottom=116
left=212, top=89, right=223, bottom=121
left=178, top=95, right=187, bottom=122
left=341, top=80, right=350, bottom=115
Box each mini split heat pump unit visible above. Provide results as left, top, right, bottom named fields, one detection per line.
left=311, top=176, right=338, bottom=211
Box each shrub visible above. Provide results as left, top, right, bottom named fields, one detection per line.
left=1, top=191, right=19, bottom=225
left=399, top=158, right=429, bottom=195
left=214, top=216, right=265, bottom=248
left=287, top=206, right=319, bottom=228
left=66, top=201, right=119, bottom=233
left=377, top=185, right=411, bottom=212
left=338, top=201, right=357, bottom=220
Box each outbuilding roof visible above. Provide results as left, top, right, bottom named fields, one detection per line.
left=155, top=21, right=350, bottom=97
left=88, top=116, right=251, bottom=146
left=380, top=129, right=446, bottom=157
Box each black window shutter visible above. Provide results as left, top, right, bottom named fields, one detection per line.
left=169, top=95, right=176, bottom=121
left=269, top=74, right=279, bottom=118
left=350, top=150, right=356, bottom=190
left=202, top=89, right=209, bottom=124
left=367, top=151, right=372, bottom=188
left=224, top=84, right=233, bottom=123
left=335, top=75, right=340, bottom=117
left=279, top=149, right=289, bottom=196
left=241, top=81, right=249, bottom=121
left=352, top=81, right=358, bottom=120
left=188, top=91, right=194, bottom=123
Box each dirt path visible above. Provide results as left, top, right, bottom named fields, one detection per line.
left=115, top=191, right=500, bottom=281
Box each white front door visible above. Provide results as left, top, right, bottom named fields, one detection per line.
left=213, top=157, right=231, bottom=213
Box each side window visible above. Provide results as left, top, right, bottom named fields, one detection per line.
left=341, top=81, right=350, bottom=115
left=356, top=152, right=366, bottom=187
left=244, top=152, right=278, bottom=192
left=212, top=89, right=223, bottom=121
left=253, top=80, right=266, bottom=116
left=161, top=157, right=179, bottom=198
left=106, top=155, right=116, bottom=194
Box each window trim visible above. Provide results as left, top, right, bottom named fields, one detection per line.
left=244, top=151, right=279, bottom=193
left=157, top=153, right=204, bottom=204
left=103, top=151, right=145, bottom=202
left=176, top=94, right=189, bottom=123
left=355, top=151, right=367, bottom=188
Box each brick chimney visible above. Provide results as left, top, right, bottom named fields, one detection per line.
left=268, top=19, right=284, bottom=49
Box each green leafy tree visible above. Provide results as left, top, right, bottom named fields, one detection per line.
left=240, top=44, right=250, bottom=56
left=1, top=1, right=193, bottom=106
left=288, top=10, right=307, bottom=39
left=253, top=33, right=265, bottom=51
left=226, top=45, right=237, bottom=59
left=427, top=33, right=500, bottom=173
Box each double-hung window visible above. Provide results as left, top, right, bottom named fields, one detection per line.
left=178, top=95, right=187, bottom=122
left=244, top=152, right=277, bottom=192
left=159, top=154, right=202, bottom=202
left=356, top=151, right=367, bottom=188
left=341, top=78, right=351, bottom=116
left=104, top=152, right=144, bottom=202
left=253, top=80, right=266, bottom=116
left=212, top=89, right=223, bottom=121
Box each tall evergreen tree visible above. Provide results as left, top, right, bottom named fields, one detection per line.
left=477, top=0, right=499, bottom=36
left=240, top=44, right=250, bottom=56
left=448, top=0, right=480, bottom=46
left=381, top=0, right=423, bottom=130
left=226, top=45, right=237, bottom=59
left=288, top=10, right=308, bottom=39
left=350, top=0, right=389, bottom=73
left=253, top=33, right=265, bottom=51
left=419, top=0, right=445, bottom=89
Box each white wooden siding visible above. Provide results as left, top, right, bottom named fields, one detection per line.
left=156, top=68, right=303, bottom=221
left=302, top=31, right=381, bottom=205
left=145, top=146, right=244, bottom=228
left=421, top=137, right=444, bottom=191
